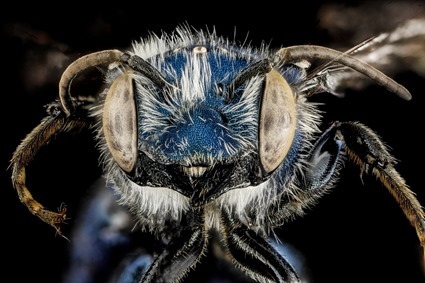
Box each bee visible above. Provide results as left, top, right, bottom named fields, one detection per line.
left=10, top=24, right=425, bottom=283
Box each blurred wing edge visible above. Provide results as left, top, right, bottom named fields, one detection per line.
left=302, top=17, right=425, bottom=98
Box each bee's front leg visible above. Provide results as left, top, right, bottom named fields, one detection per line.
left=139, top=208, right=208, bottom=283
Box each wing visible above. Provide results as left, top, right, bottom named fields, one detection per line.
left=297, top=14, right=425, bottom=97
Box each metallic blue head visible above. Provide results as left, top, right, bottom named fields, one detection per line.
left=136, top=43, right=264, bottom=166
left=119, top=29, right=308, bottom=204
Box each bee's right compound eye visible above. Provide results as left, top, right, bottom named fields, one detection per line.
left=102, top=72, right=138, bottom=173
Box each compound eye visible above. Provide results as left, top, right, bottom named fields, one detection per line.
left=259, top=69, right=297, bottom=173
left=103, top=72, right=138, bottom=172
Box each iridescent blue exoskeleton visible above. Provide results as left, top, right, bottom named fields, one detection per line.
left=10, top=25, right=425, bottom=282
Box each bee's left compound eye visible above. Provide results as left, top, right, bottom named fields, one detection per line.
left=103, top=72, right=138, bottom=173
left=259, top=69, right=297, bottom=173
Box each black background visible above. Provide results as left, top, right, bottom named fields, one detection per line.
left=1, top=1, right=425, bottom=282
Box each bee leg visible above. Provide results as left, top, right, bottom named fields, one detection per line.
left=10, top=110, right=90, bottom=237
left=334, top=121, right=425, bottom=252
left=301, top=121, right=425, bottom=250
left=221, top=210, right=300, bottom=283
left=140, top=209, right=208, bottom=283
left=302, top=122, right=344, bottom=191
left=269, top=239, right=311, bottom=282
